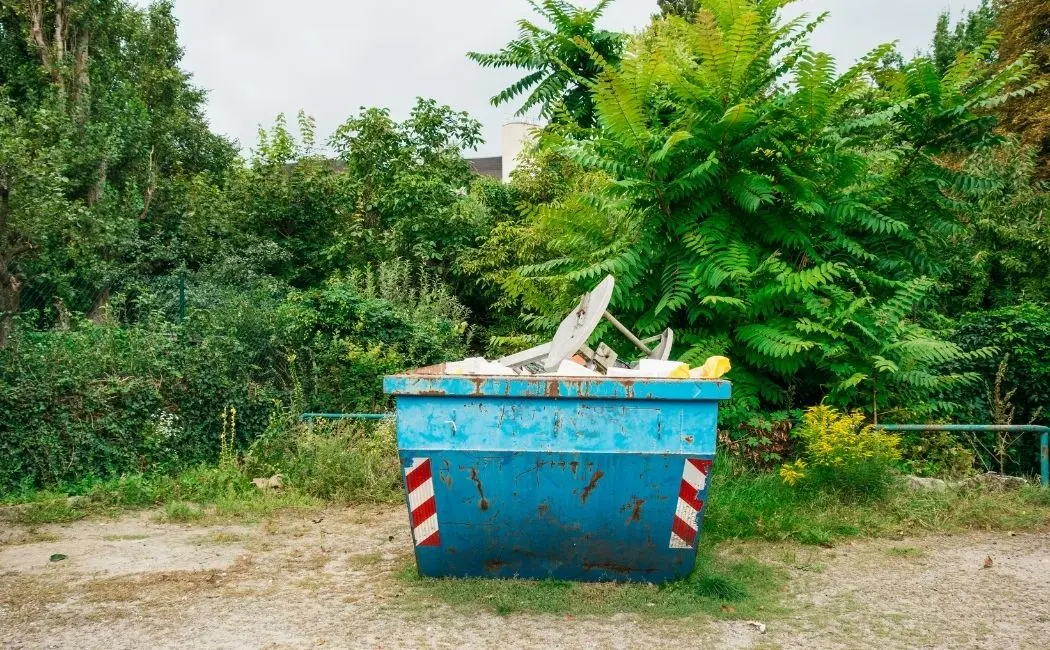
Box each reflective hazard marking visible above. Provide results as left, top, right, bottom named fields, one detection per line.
left=405, top=458, right=441, bottom=547
left=669, top=458, right=712, bottom=549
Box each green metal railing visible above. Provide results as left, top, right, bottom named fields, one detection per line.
left=877, top=424, right=1049, bottom=487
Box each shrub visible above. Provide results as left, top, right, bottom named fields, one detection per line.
left=897, top=430, right=976, bottom=479
left=953, top=304, right=1050, bottom=426
left=717, top=407, right=800, bottom=471
left=951, top=304, right=1050, bottom=475
left=780, top=405, right=901, bottom=499
left=0, top=320, right=281, bottom=493
left=244, top=418, right=402, bottom=503
left=277, top=263, right=470, bottom=413
left=0, top=262, right=469, bottom=493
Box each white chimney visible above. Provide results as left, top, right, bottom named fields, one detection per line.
left=502, top=121, right=539, bottom=183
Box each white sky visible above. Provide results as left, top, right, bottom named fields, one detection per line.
left=168, top=0, right=981, bottom=156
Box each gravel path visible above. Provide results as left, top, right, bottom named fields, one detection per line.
left=1, top=507, right=1048, bottom=649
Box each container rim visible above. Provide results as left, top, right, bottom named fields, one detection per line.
left=383, top=368, right=732, bottom=401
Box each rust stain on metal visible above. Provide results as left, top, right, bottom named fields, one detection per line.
left=410, top=363, right=447, bottom=376
left=469, top=467, right=489, bottom=511
left=581, top=470, right=605, bottom=503
left=484, top=559, right=505, bottom=572
left=630, top=498, right=644, bottom=522
left=570, top=460, right=579, bottom=475
left=545, top=380, right=560, bottom=398
left=537, top=502, right=550, bottom=516
left=621, top=378, right=635, bottom=398
left=683, top=435, right=694, bottom=444
left=418, top=389, right=446, bottom=397
left=439, top=459, right=453, bottom=488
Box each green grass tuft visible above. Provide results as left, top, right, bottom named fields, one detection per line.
left=397, top=540, right=786, bottom=619
left=704, top=457, right=1050, bottom=545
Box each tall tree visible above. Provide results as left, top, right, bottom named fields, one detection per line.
left=467, top=0, right=625, bottom=129
left=996, top=0, right=1050, bottom=173
left=0, top=0, right=234, bottom=336
left=500, top=0, right=1038, bottom=418
left=931, top=0, right=998, bottom=75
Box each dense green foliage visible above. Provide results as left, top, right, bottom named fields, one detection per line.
left=3, top=0, right=1050, bottom=493
left=953, top=304, right=1050, bottom=426
left=932, top=0, right=998, bottom=75
left=495, top=1, right=1042, bottom=420
left=467, top=0, right=625, bottom=128
left=0, top=263, right=467, bottom=491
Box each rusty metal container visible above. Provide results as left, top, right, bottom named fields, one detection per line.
left=383, top=371, right=731, bottom=582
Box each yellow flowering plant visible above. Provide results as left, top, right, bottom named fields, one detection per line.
left=780, top=405, right=901, bottom=492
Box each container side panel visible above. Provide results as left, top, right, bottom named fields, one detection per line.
left=401, top=450, right=715, bottom=582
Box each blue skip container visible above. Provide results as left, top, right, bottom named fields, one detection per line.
left=383, top=370, right=731, bottom=583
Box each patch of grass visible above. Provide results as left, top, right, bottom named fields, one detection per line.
left=243, top=419, right=403, bottom=504
left=886, top=546, right=925, bottom=558
left=194, top=531, right=246, bottom=545
left=163, top=501, right=204, bottom=523
left=397, top=540, right=786, bottom=619
left=0, top=527, right=60, bottom=546
left=704, top=458, right=1050, bottom=545
left=0, top=420, right=396, bottom=524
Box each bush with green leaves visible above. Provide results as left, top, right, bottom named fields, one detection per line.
left=277, top=262, right=470, bottom=414
left=953, top=304, right=1050, bottom=426
left=0, top=319, right=280, bottom=493
left=0, top=261, right=470, bottom=492
left=495, top=0, right=1038, bottom=419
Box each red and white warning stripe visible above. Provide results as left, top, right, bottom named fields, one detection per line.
left=405, top=457, right=441, bottom=547
left=669, top=458, right=712, bottom=549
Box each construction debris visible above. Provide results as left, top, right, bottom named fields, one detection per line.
left=443, top=276, right=732, bottom=380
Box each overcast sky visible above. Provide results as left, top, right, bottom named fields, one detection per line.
left=168, top=0, right=980, bottom=157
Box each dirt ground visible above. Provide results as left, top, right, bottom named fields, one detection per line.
left=1, top=506, right=1048, bottom=650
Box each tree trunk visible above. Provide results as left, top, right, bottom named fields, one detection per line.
left=0, top=263, right=21, bottom=348
left=87, top=286, right=110, bottom=324
left=53, top=296, right=70, bottom=330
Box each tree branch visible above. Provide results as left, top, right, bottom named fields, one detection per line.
left=137, top=147, right=156, bottom=220
left=53, top=0, right=66, bottom=65
left=28, top=1, right=53, bottom=71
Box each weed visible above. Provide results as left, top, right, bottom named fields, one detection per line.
left=244, top=418, right=402, bottom=504
left=887, top=546, right=925, bottom=558
left=706, top=457, right=1050, bottom=544
left=101, top=534, right=149, bottom=542
left=163, top=501, right=204, bottom=522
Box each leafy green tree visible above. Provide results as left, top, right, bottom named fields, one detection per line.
left=0, top=0, right=236, bottom=330
left=931, top=0, right=998, bottom=75
left=326, top=98, right=484, bottom=270
left=943, top=138, right=1050, bottom=312
left=468, top=0, right=625, bottom=128
left=996, top=0, right=1050, bottom=173
left=0, top=97, right=81, bottom=344
left=234, top=100, right=484, bottom=289
left=658, top=0, right=698, bottom=18
left=499, top=0, right=1038, bottom=418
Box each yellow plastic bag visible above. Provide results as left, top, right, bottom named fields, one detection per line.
left=690, top=356, right=731, bottom=379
